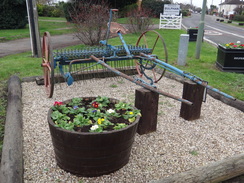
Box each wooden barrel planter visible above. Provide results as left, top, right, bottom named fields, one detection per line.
left=47, top=97, right=140, bottom=177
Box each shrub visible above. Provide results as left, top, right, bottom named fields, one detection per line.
left=69, top=0, right=110, bottom=46
left=142, top=0, right=171, bottom=18
left=126, top=8, right=154, bottom=33
left=120, top=3, right=138, bottom=18
left=182, top=10, right=190, bottom=17
left=37, top=4, right=44, bottom=16
left=63, top=2, right=73, bottom=22
left=42, top=5, right=56, bottom=17
left=109, top=0, right=137, bottom=10
left=37, top=3, right=65, bottom=17
left=0, top=0, right=28, bottom=29
left=233, top=15, right=244, bottom=21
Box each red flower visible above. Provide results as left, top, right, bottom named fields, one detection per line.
left=92, top=101, right=99, bottom=108
left=229, top=42, right=234, bottom=45
left=54, top=101, right=63, bottom=106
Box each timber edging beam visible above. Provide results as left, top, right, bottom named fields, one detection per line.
left=150, top=153, right=244, bottom=183
left=0, top=75, right=23, bottom=183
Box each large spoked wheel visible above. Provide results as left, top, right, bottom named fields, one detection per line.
left=136, top=30, right=168, bottom=83
left=42, top=31, right=54, bottom=98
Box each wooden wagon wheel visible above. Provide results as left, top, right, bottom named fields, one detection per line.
left=136, top=30, right=168, bottom=83
left=42, top=31, right=54, bottom=98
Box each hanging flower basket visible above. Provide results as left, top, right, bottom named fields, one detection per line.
left=47, top=96, right=141, bottom=177
left=216, top=42, right=244, bottom=73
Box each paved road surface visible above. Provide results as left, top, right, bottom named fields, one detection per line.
left=0, top=34, right=81, bottom=58
left=182, top=14, right=244, bottom=45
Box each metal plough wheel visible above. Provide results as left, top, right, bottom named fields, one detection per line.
left=136, top=30, right=168, bottom=83
left=41, top=31, right=54, bottom=98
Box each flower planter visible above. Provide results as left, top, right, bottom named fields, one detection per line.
left=187, top=29, right=198, bottom=41
left=216, top=45, right=244, bottom=73
left=47, top=97, right=140, bottom=177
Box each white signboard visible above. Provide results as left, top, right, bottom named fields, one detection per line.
left=163, top=4, right=180, bottom=15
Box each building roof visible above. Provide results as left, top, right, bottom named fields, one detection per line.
left=220, top=0, right=242, bottom=5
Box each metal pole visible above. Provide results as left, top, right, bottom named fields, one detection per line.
left=195, top=0, right=207, bottom=59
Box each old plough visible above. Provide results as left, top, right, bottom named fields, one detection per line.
left=41, top=9, right=235, bottom=104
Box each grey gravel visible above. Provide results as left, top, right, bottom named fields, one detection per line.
left=22, top=76, right=244, bottom=183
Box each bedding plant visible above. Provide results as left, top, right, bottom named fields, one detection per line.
left=222, top=41, right=244, bottom=49
left=50, top=96, right=141, bottom=133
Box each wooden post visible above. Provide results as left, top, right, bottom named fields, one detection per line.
left=135, top=88, right=159, bottom=135
left=26, top=0, right=41, bottom=57
left=180, top=80, right=205, bottom=120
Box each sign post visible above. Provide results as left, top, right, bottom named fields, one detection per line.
left=159, top=4, right=182, bottom=29
left=163, top=4, right=180, bottom=15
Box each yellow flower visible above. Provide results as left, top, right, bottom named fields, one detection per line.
left=225, top=44, right=229, bottom=47
left=97, top=118, right=104, bottom=125
left=129, top=112, right=133, bottom=115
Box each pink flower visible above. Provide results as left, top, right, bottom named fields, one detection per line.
left=54, top=101, right=63, bottom=106
left=233, top=45, right=237, bottom=48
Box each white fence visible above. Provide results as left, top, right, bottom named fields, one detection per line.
left=159, top=13, right=182, bottom=29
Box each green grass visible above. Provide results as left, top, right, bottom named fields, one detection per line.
left=0, top=17, right=159, bottom=42
left=0, top=16, right=74, bottom=42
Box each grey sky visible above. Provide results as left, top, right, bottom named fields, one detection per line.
left=174, top=0, right=223, bottom=8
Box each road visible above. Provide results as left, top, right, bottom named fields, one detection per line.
left=0, top=34, right=81, bottom=58
left=182, top=14, right=244, bottom=45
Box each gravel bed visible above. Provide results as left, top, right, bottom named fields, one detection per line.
left=22, top=76, right=244, bottom=183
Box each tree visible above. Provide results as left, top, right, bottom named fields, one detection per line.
left=0, top=0, right=28, bottom=29
left=109, top=0, right=137, bottom=9
left=142, top=0, right=171, bottom=17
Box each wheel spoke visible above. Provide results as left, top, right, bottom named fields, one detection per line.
left=136, top=30, right=168, bottom=83
left=42, top=31, right=54, bottom=98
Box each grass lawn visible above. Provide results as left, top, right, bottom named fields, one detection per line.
left=0, top=16, right=74, bottom=42
left=0, top=17, right=243, bottom=158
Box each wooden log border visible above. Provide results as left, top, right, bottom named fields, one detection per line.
left=0, top=75, right=23, bottom=183
left=150, top=153, right=244, bottom=183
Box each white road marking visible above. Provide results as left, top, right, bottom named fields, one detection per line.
left=204, top=30, right=222, bottom=35
left=206, top=24, right=244, bottom=39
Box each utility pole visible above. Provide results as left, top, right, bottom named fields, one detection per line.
left=195, top=0, right=207, bottom=59
left=26, top=0, right=41, bottom=58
